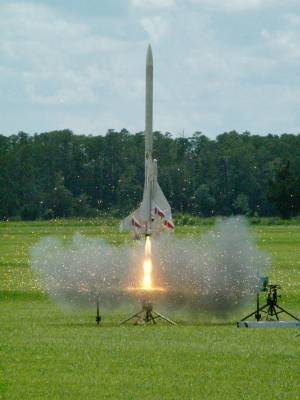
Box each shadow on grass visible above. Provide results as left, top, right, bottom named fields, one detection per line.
left=49, top=320, right=235, bottom=328
left=168, top=320, right=235, bottom=327
left=49, top=321, right=119, bottom=328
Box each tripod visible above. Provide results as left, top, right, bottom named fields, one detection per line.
left=241, top=284, right=299, bottom=322
left=119, top=301, right=176, bottom=325
left=96, top=294, right=101, bottom=325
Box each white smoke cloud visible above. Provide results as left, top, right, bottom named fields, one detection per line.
left=31, top=217, right=270, bottom=320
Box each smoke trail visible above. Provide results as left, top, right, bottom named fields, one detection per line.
left=30, top=217, right=269, bottom=318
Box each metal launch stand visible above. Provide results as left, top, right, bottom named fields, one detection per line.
left=96, top=293, right=101, bottom=325
left=240, top=284, right=299, bottom=322
left=95, top=292, right=176, bottom=326
left=119, top=300, right=176, bottom=325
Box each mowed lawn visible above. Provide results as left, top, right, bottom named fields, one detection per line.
left=1, top=220, right=300, bottom=399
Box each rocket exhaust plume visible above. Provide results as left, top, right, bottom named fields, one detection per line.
left=142, top=236, right=152, bottom=290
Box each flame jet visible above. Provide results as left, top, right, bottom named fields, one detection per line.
left=121, top=45, right=174, bottom=236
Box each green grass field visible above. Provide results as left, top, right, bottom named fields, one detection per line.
left=1, top=220, right=300, bottom=399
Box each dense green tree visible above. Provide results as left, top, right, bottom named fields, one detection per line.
left=44, top=174, right=74, bottom=218
left=0, top=129, right=299, bottom=219
left=268, top=161, right=300, bottom=218
left=233, top=194, right=250, bottom=215
left=192, top=184, right=216, bottom=216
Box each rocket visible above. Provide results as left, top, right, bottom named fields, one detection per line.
left=121, top=45, right=174, bottom=236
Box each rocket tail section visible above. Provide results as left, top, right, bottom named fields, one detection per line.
left=120, top=207, right=143, bottom=234
left=152, top=182, right=174, bottom=230
left=120, top=160, right=174, bottom=235
left=152, top=162, right=174, bottom=231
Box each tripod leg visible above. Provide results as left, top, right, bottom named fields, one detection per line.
left=153, top=311, right=177, bottom=325
left=148, top=311, right=156, bottom=324
left=255, top=292, right=261, bottom=321
left=275, top=305, right=300, bottom=321
left=119, top=310, right=143, bottom=325
left=272, top=306, right=279, bottom=321
left=144, top=310, right=156, bottom=324
left=241, top=304, right=268, bottom=321
left=241, top=309, right=259, bottom=321
left=266, top=305, right=272, bottom=320
left=96, top=295, right=101, bottom=325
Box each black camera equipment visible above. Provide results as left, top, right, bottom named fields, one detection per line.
left=241, top=282, right=299, bottom=322
left=96, top=294, right=101, bottom=325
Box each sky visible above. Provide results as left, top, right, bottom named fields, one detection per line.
left=0, top=0, right=300, bottom=138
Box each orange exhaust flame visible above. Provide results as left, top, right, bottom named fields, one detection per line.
left=142, top=236, right=152, bottom=290
left=127, top=235, right=165, bottom=293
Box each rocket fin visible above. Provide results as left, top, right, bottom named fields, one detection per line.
left=120, top=182, right=174, bottom=235
left=152, top=182, right=174, bottom=231
left=120, top=207, right=143, bottom=234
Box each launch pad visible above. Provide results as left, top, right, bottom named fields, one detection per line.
left=119, top=287, right=176, bottom=325
left=119, top=300, right=176, bottom=325
left=95, top=287, right=177, bottom=326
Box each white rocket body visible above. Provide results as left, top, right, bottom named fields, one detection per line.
left=120, top=45, right=174, bottom=236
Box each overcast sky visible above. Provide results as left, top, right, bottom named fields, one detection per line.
left=1, top=0, right=299, bottom=137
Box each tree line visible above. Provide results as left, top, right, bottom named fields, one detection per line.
left=0, top=129, right=299, bottom=220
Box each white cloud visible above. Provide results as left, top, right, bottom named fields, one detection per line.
left=130, top=0, right=175, bottom=10
left=284, top=13, right=300, bottom=27
left=262, top=28, right=300, bottom=60
left=0, top=1, right=299, bottom=136
left=189, top=0, right=281, bottom=12
left=140, top=16, right=169, bottom=41
left=0, top=2, right=140, bottom=107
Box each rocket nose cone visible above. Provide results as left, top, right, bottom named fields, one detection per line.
left=146, top=44, right=153, bottom=66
